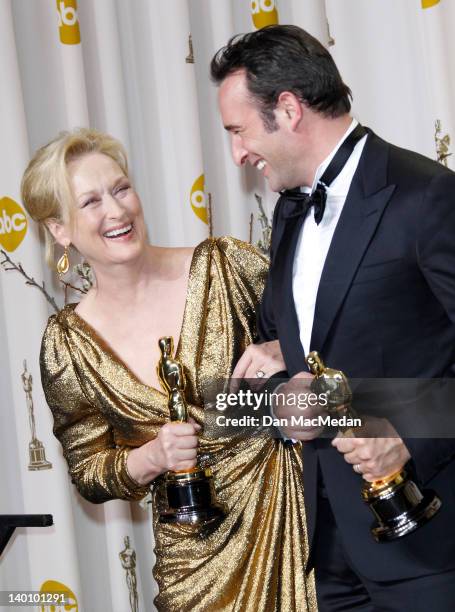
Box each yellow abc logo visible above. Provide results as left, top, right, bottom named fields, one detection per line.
left=190, top=174, right=208, bottom=224
left=251, top=0, right=279, bottom=29
left=56, top=0, right=81, bottom=45
left=0, top=197, right=28, bottom=253
left=40, top=579, right=78, bottom=611
left=421, top=0, right=440, bottom=7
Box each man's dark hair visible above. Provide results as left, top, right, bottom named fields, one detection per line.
left=210, top=25, right=352, bottom=131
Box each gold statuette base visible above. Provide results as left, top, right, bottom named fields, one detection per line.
left=28, top=439, right=52, bottom=471
left=362, top=470, right=442, bottom=542
left=159, top=467, right=226, bottom=526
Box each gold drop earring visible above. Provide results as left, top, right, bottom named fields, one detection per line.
left=57, top=245, right=70, bottom=277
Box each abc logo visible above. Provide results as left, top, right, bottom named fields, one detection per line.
left=56, top=0, right=81, bottom=45
left=251, top=0, right=279, bottom=29
left=190, top=174, right=208, bottom=225
left=40, top=579, right=78, bottom=611
left=422, top=0, right=440, bottom=7
left=0, top=197, right=28, bottom=253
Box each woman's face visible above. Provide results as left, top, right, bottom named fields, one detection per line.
left=57, top=152, right=148, bottom=269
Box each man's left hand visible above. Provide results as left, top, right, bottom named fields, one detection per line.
left=331, top=418, right=411, bottom=481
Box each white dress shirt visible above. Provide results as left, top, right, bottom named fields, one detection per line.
left=292, top=119, right=368, bottom=356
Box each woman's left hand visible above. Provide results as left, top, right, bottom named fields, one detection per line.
left=231, top=340, right=286, bottom=390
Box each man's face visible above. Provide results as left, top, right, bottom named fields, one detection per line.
left=218, top=71, right=299, bottom=192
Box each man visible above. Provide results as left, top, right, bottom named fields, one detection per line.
left=211, top=25, right=455, bottom=611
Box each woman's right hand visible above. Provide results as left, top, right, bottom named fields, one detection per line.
left=151, top=421, right=200, bottom=472
left=126, top=420, right=200, bottom=486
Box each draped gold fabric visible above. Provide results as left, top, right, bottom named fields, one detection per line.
left=40, top=237, right=317, bottom=612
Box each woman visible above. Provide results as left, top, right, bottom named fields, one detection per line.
left=21, top=128, right=317, bottom=612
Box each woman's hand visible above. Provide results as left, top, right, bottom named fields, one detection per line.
left=126, top=420, right=200, bottom=485
left=231, top=340, right=286, bottom=390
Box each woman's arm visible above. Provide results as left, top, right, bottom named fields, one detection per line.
left=40, top=317, right=198, bottom=502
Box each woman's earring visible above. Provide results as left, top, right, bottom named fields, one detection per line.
left=57, top=245, right=70, bottom=277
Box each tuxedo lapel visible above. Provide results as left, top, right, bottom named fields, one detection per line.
left=272, top=213, right=307, bottom=373
left=310, top=134, right=396, bottom=354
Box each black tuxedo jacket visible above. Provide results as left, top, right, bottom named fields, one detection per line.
left=258, top=131, right=455, bottom=581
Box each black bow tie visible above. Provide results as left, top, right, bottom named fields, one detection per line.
left=278, top=124, right=368, bottom=225
left=280, top=184, right=327, bottom=224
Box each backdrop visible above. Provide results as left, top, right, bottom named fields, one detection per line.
left=1, top=1, right=453, bottom=610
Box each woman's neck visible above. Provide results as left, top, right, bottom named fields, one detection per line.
left=83, top=245, right=190, bottom=311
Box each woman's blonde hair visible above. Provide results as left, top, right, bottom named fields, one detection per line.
left=21, top=128, right=129, bottom=268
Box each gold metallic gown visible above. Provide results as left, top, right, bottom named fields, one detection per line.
left=40, top=237, right=317, bottom=612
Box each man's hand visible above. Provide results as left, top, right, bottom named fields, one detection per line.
left=231, top=340, right=286, bottom=390
left=331, top=418, right=411, bottom=481
left=273, top=371, right=327, bottom=440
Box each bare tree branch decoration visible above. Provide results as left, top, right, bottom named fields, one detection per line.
left=435, top=119, right=452, bottom=167
left=74, top=262, right=93, bottom=292
left=59, top=261, right=93, bottom=305
left=60, top=279, right=87, bottom=308
left=1, top=249, right=60, bottom=313
left=207, top=192, right=214, bottom=238
left=254, top=193, right=272, bottom=256
left=248, top=213, right=254, bottom=245
left=60, top=281, right=86, bottom=296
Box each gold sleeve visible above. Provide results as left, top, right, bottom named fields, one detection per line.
left=211, top=236, right=269, bottom=338
left=40, top=316, right=150, bottom=503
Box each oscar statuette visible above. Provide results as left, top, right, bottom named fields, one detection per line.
left=157, top=337, right=225, bottom=525
left=306, top=351, right=441, bottom=542
left=22, top=361, right=52, bottom=471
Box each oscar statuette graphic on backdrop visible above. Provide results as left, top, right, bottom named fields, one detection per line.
left=185, top=34, right=194, bottom=64
left=22, top=360, right=52, bottom=471
left=119, top=536, right=139, bottom=612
